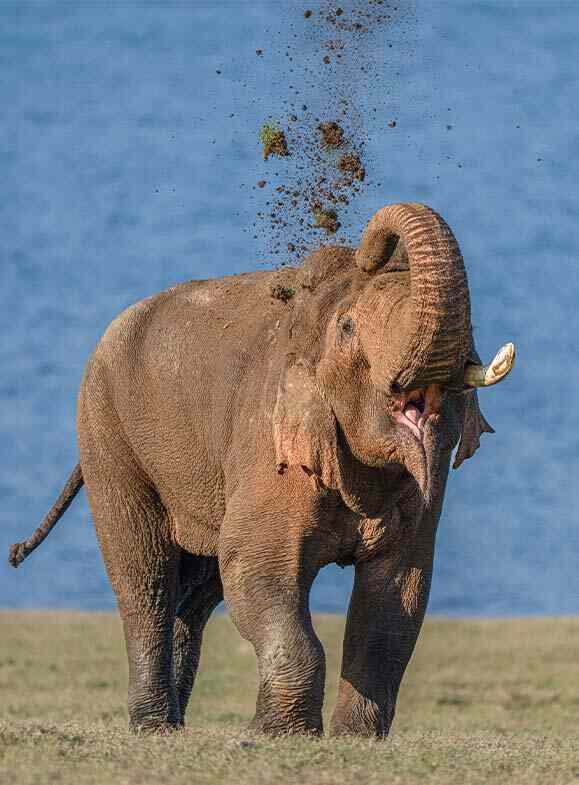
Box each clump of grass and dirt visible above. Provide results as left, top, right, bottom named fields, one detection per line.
left=312, top=202, right=341, bottom=234
left=270, top=284, right=295, bottom=303
left=338, top=152, right=366, bottom=182
left=318, top=121, right=345, bottom=148
left=1, top=612, right=578, bottom=785
left=259, top=124, right=289, bottom=160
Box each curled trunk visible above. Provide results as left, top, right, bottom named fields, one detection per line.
left=356, top=203, right=471, bottom=390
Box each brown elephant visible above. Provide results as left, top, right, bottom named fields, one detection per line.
left=9, top=203, right=515, bottom=737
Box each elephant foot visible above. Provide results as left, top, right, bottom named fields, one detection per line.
left=128, top=694, right=184, bottom=736
left=330, top=721, right=389, bottom=739
left=248, top=715, right=323, bottom=737
left=129, top=718, right=184, bottom=735
left=330, top=696, right=393, bottom=739
left=249, top=699, right=323, bottom=737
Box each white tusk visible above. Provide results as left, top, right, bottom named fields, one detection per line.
left=463, top=342, right=516, bottom=388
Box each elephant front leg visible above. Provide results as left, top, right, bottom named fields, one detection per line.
left=247, top=593, right=325, bottom=736
left=222, top=573, right=325, bottom=736
left=218, top=472, right=336, bottom=736
left=330, top=527, right=436, bottom=738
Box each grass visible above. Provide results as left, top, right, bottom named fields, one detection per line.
left=259, top=123, right=288, bottom=160
left=0, top=612, right=578, bottom=784
left=270, top=284, right=296, bottom=303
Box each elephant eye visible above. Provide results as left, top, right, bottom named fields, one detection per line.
left=339, top=315, right=355, bottom=340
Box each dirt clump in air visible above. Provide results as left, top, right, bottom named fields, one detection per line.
left=312, top=202, right=341, bottom=235
left=319, top=121, right=344, bottom=148
left=338, top=153, right=365, bottom=182
left=260, top=124, right=289, bottom=160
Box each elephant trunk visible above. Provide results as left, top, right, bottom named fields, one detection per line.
left=355, top=203, right=471, bottom=390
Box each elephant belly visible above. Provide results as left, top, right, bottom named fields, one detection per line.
left=173, top=511, right=220, bottom=556
left=141, top=447, right=225, bottom=558
left=165, top=473, right=224, bottom=557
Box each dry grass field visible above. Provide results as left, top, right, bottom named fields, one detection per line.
left=0, top=612, right=577, bottom=785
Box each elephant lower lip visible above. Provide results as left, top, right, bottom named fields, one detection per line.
left=394, top=407, right=424, bottom=442
left=392, top=386, right=442, bottom=442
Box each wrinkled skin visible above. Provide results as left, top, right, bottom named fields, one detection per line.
left=21, top=204, right=499, bottom=736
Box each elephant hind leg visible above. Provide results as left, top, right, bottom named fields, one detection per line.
left=173, top=552, right=223, bottom=721
left=81, top=434, right=182, bottom=733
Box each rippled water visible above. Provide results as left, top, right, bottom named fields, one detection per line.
left=1, top=1, right=578, bottom=615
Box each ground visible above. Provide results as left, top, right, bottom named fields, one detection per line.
left=0, top=612, right=577, bottom=785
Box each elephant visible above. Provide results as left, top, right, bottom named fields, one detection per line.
left=9, top=202, right=515, bottom=737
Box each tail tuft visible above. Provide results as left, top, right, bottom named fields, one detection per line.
left=7, top=462, right=83, bottom=570
left=8, top=541, right=29, bottom=568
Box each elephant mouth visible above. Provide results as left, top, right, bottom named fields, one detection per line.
left=392, top=385, right=443, bottom=442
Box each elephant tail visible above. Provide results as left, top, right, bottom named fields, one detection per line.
left=8, top=463, right=84, bottom=568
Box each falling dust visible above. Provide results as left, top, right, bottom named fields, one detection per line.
left=248, top=1, right=415, bottom=264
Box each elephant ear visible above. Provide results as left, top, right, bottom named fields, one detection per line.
left=273, top=357, right=339, bottom=489
left=453, top=346, right=495, bottom=469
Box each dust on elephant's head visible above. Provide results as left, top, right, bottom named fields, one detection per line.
left=274, top=202, right=514, bottom=510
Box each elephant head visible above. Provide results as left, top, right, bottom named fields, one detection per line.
left=274, top=202, right=514, bottom=513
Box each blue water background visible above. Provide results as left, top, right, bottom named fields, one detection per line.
left=1, top=1, right=578, bottom=616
